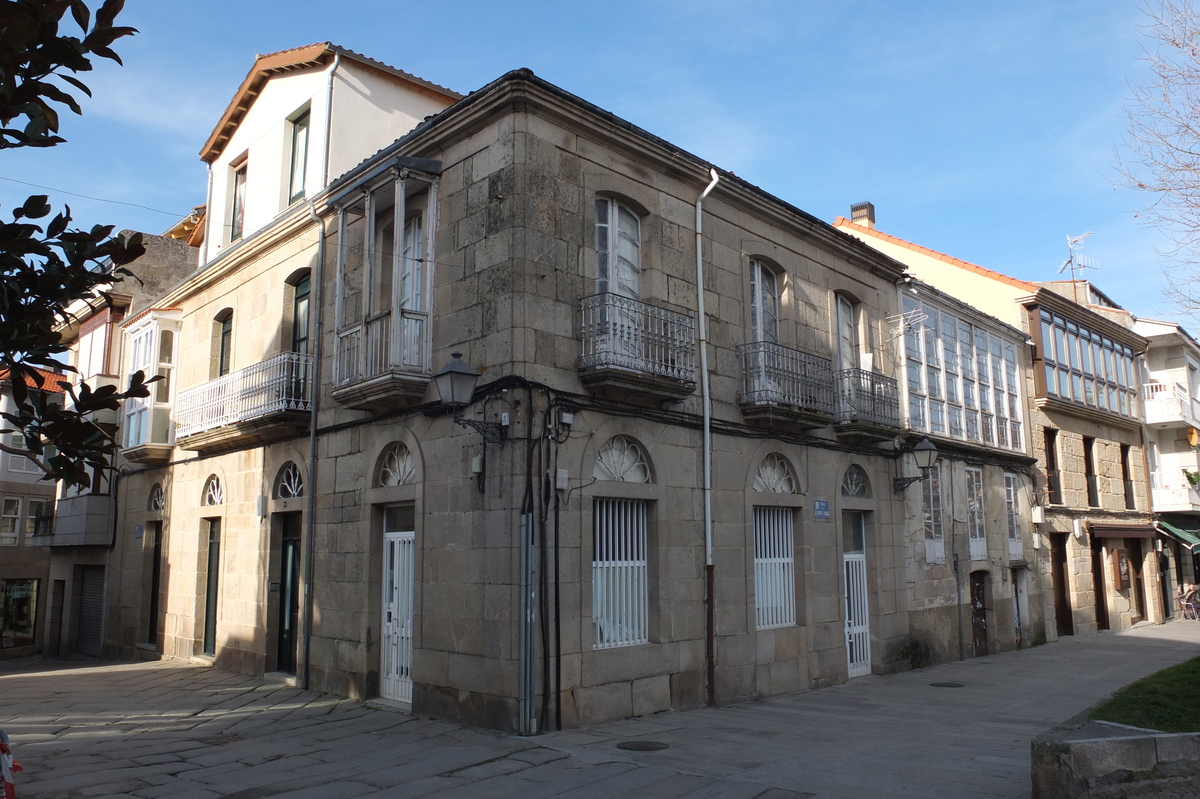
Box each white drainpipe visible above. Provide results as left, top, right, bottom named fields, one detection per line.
left=695, top=168, right=719, bottom=704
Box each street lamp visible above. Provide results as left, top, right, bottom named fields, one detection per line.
left=433, top=352, right=506, bottom=444
left=893, top=437, right=939, bottom=493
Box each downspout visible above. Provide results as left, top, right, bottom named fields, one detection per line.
left=321, top=55, right=340, bottom=186
left=696, top=168, right=719, bottom=706
left=299, top=199, right=327, bottom=690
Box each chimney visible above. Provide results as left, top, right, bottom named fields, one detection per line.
left=850, top=201, right=875, bottom=229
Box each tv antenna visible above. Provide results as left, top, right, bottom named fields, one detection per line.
left=886, top=307, right=928, bottom=343
left=1058, top=232, right=1097, bottom=305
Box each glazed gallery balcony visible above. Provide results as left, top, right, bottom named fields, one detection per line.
left=737, top=341, right=835, bottom=428
left=332, top=311, right=431, bottom=411
left=175, top=352, right=314, bottom=453
left=579, top=293, right=697, bottom=403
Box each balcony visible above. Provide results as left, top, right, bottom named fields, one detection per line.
left=332, top=311, right=431, bottom=411
left=1150, top=470, right=1200, bottom=513
left=737, top=341, right=834, bottom=429
left=30, top=493, right=111, bottom=547
left=1008, top=536, right=1024, bottom=563
left=1143, top=382, right=1200, bottom=429
left=834, top=368, right=901, bottom=440
left=176, top=352, right=313, bottom=453
left=579, top=293, right=696, bottom=403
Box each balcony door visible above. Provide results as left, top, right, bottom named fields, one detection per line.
left=748, top=260, right=781, bottom=398
left=842, top=509, right=871, bottom=677
left=381, top=505, right=415, bottom=703
left=595, top=198, right=642, bottom=367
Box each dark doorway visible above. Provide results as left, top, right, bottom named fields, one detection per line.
left=1159, top=550, right=1173, bottom=621
left=276, top=513, right=301, bottom=675
left=203, top=518, right=221, bottom=656
left=1051, top=534, right=1074, bottom=636
left=1128, top=538, right=1146, bottom=622
left=1090, top=535, right=1109, bottom=631
left=970, top=571, right=989, bottom=657
left=147, top=521, right=164, bottom=645
left=76, top=566, right=104, bottom=656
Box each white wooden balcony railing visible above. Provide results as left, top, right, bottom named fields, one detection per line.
left=738, top=341, right=835, bottom=416
left=176, top=352, right=313, bottom=439
left=579, top=293, right=696, bottom=384
left=336, top=310, right=430, bottom=386
left=1144, top=381, right=1200, bottom=428
left=1008, top=536, right=1024, bottom=562
left=835, top=368, right=901, bottom=428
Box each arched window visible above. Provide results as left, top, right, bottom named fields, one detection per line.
left=593, top=435, right=652, bottom=483
left=840, top=465, right=870, bottom=498
left=753, top=453, right=797, bottom=493
left=595, top=198, right=641, bottom=299
left=377, top=442, right=416, bottom=487
left=202, top=475, right=223, bottom=506
left=750, top=259, right=780, bottom=345
left=213, top=309, right=234, bottom=378
left=274, top=462, right=304, bottom=499
left=148, top=483, right=165, bottom=512
left=291, top=273, right=311, bottom=354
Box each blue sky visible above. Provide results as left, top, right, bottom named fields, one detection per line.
left=2, top=1, right=1180, bottom=324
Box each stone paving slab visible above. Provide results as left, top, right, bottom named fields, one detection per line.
left=2, top=622, right=1199, bottom=798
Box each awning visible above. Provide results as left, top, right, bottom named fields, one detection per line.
left=1087, top=522, right=1157, bottom=539
left=1156, top=519, right=1200, bottom=554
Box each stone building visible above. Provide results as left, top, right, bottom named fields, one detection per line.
left=836, top=213, right=1161, bottom=637
left=41, top=232, right=196, bottom=657
left=69, top=43, right=981, bottom=733
left=896, top=278, right=1047, bottom=662
left=0, top=369, right=58, bottom=657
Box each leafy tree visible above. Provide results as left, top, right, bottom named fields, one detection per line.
left=1121, top=0, right=1200, bottom=317
left=0, top=0, right=147, bottom=490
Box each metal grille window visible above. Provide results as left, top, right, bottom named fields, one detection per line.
left=902, top=295, right=1023, bottom=451
left=592, top=498, right=648, bottom=649
left=923, top=462, right=945, bottom=564
left=1037, top=309, right=1137, bottom=418
left=754, top=507, right=796, bottom=629
left=966, top=467, right=987, bottom=560
left=1004, top=473, right=1023, bottom=560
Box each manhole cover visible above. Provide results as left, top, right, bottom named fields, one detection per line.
left=929, top=682, right=966, bottom=688
left=617, top=740, right=669, bottom=751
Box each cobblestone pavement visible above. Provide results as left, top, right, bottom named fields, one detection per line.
left=2, top=622, right=1199, bottom=799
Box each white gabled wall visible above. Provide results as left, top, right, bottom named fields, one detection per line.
left=204, top=66, right=331, bottom=263
left=202, top=59, right=457, bottom=268
left=326, top=63, right=454, bottom=181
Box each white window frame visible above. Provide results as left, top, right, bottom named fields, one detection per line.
left=123, top=313, right=180, bottom=450
left=754, top=506, right=796, bottom=629
left=1038, top=309, right=1137, bottom=418
left=595, top=198, right=641, bottom=299
left=7, top=433, right=33, bottom=474
left=750, top=260, right=779, bottom=345
left=229, top=157, right=247, bottom=243
left=0, top=497, right=21, bottom=545
left=902, top=295, right=1024, bottom=452
left=287, top=108, right=309, bottom=205
left=592, top=497, right=648, bottom=649
left=923, top=462, right=945, bottom=565
left=1004, top=473, right=1023, bottom=560
left=966, top=467, right=987, bottom=560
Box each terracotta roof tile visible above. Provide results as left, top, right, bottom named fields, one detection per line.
left=833, top=217, right=1038, bottom=292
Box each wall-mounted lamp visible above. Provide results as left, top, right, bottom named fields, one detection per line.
left=893, top=437, right=939, bottom=493
left=433, top=352, right=507, bottom=444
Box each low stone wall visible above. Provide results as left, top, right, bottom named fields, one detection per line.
left=1032, top=722, right=1200, bottom=798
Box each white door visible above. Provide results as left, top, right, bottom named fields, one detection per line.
left=381, top=513, right=414, bottom=702
left=842, top=510, right=871, bottom=677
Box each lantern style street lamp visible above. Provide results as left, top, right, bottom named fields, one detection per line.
left=433, top=352, right=506, bottom=444
left=893, top=437, right=939, bottom=493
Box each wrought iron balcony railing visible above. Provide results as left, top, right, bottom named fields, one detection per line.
left=835, top=368, right=901, bottom=428
left=580, top=293, right=696, bottom=384
left=738, top=341, right=835, bottom=416
left=176, top=352, right=313, bottom=439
